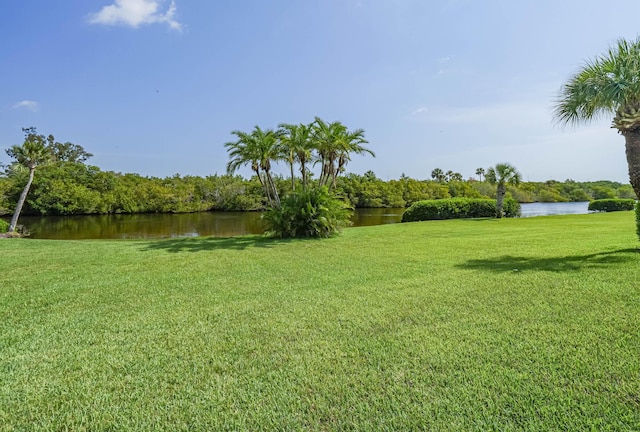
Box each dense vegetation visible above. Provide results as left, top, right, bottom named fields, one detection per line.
left=401, top=197, right=520, bottom=222
left=262, top=186, right=353, bottom=238
left=0, top=162, right=635, bottom=218
left=1, top=126, right=635, bottom=222
left=1, top=213, right=638, bottom=429
left=224, top=118, right=373, bottom=237
left=588, top=199, right=637, bottom=212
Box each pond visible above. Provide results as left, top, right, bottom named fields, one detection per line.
left=16, top=202, right=591, bottom=240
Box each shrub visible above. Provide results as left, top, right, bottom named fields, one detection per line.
left=262, top=187, right=353, bottom=238
left=502, top=198, right=521, bottom=218
left=588, top=199, right=636, bottom=212
left=0, top=219, right=8, bottom=233
left=401, top=198, right=520, bottom=222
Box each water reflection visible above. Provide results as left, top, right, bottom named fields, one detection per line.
left=18, top=202, right=592, bottom=240
left=21, top=212, right=266, bottom=240
left=350, top=208, right=403, bottom=227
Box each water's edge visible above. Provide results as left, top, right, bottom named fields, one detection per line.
left=15, top=202, right=591, bottom=240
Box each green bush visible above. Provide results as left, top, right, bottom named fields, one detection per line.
left=262, top=187, right=353, bottom=238
left=0, top=219, right=8, bottom=233
left=502, top=198, right=521, bottom=218
left=588, top=199, right=636, bottom=212
left=401, top=198, right=520, bottom=222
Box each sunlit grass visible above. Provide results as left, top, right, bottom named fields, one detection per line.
left=1, top=212, right=639, bottom=430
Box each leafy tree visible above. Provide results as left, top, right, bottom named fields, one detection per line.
left=5, top=129, right=52, bottom=231
left=590, top=185, right=617, bottom=200
left=554, top=37, right=640, bottom=200
left=447, top=181, right=482, bottom=198
left=486, top=163, right=521, bottom=218
left=49, top=141, right=93, bottom=163
left=20, top=127, right=92, bottom=163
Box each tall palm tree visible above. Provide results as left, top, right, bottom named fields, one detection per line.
left=554, top=37, right=640, bottom=199
left=311, top=117, right=374, bottom=189
left=6, top=135, right=52, bottom=232
left=475, top=167, right=485, bottom=181
left=277, top=122, right=313, bottom=192
left=486, top=163, right=521, bottom=218
left=225, top=126, right=282, bottom=206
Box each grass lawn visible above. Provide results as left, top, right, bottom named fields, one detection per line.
left=1, top=212, right=639, bottom=430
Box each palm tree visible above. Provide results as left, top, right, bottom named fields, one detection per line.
left=486, top=163, right=521, bottom=218
left=554, top=37, right=640, bottom=199
left=6, top=134, right=52, bottom=232
left=431, top=168, right=445, bottom=182
left=311, top=117, right=374, bottom=189
left=225, top=126, right=282, bottom=206
left=277, top=122, right=313, bottom=192
left=449, top=172, right=463, bottom=182
left=334, top=128, right=373, bottom=186
left=475, top=167, right=485, bottom=181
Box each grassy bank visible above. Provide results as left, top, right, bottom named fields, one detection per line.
left=1, top=212, right=639, bottom=430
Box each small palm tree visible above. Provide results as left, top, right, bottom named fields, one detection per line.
left=431, top=168, right=445, bottom=182
left=554, top=37, right=640, bottom=199
left=6, top=133, right=52, bottom=232
left=449, top=172, right=463, bottom=182
left=475, top=167, right=485, bottom=181
left=486, top=163, right=521, bottom=218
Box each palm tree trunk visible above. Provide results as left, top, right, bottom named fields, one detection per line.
left=265, top=170, right=280, bottom=206
left=255, top=169, right=272, bottom=207
left=623, top=130, right=640, bottom=199
left=9, top=168, right=35, bottom=232
left=289, top=162, right=295, bottom=194
left=496, top=185, right=506, bottom=219
left=300, top=161, right=307, bottom=192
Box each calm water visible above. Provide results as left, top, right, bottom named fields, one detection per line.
left=519, top=201, right=589, bottom=217
left=17, top=202, right=590, bottom=240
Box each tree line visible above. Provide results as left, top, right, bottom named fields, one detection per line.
left=0, top=156, right=633, bottom=219
left=0, top=124, right=635, bottom=221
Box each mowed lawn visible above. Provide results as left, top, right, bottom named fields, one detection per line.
left=1, top=212, right=639, bottom=431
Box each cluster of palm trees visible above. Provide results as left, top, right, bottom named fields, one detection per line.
left=225, top=117, right=375, bottom=207
left=430, top=168, right=463, bottom=183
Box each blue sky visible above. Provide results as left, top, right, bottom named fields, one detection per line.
left=2, top=0, right=640, bottom=182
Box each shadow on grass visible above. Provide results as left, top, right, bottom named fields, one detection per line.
left=140, top=235, right=297, bottom=253
left=457, top=248, right=639, bottom=273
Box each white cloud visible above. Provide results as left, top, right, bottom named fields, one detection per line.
left=410, top=107, right=428, bottom=116
left=88, top=0, right=181, bottom=30
left=12, top=100, right=39, bottom=112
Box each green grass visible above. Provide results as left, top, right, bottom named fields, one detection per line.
left=1, top=212, right=639, bottom=431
